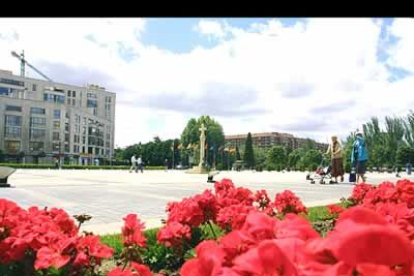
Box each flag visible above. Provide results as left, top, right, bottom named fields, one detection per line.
left=187, top=143, right=193, bottom=150
left=178, top=144, right=183, bottom=150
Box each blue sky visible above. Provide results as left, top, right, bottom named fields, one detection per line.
left=1, top=18, right=414, bottom=146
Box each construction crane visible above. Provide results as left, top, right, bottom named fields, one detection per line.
left=11, top=50, right=54, bottom=83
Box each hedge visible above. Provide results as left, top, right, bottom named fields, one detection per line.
left=0, top=163, right=166, bottom=170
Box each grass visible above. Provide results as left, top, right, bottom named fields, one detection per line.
left=100, top=233, right=123, bottom=258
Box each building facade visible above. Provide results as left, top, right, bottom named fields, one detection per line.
left=225, top=132, right=327, bottom=151
left=0, top=69, right=116, bottom=165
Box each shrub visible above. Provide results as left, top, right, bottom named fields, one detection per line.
left=0, top=163, right=166, bottom=170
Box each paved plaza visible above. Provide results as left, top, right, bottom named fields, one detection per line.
left=1, top=169, right=411, bottom=234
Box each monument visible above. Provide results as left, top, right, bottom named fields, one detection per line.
left=186, top=123, right=208, bottom=174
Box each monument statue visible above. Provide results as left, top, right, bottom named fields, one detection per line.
left=199, top=123, right=207, bottom=168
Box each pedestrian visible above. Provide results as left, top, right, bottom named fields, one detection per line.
left=137, top=155, right=143, bottom=173
left=165, top=159, right=168, bottom=172
left=406, top=162, right=412, bottom=175
left=325, top=135, right=344, bottom=184
left=350, top=132, right=369, bottom=184
left=130, top=154, right=137, bottom=173
left=55, top=158, right=59, bottom=170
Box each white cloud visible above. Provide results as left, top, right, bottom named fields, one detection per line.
left=194, top=20, right=228, bottom=40
left=387, top=18, right=414, bottom=72
left=1, top=18, right=414, bottom=147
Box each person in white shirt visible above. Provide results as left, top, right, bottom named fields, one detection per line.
left=137, top=156, right=143, bottom=173
left=130, top=154, right=137, bottom=173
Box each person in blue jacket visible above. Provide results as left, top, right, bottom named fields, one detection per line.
left=351, top=133, right=368, bottom=184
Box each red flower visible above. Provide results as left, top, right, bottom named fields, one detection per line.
left=349, top=183, right=375, bottom=204
left=122, top=214, right=146, bottom=247
left=219, top=230, right=255, bottom=266
left=157, top=221, right=191, bottom=247
left=216, top=204, right=255, bottom=231
left=232, top=240, right=298, bottom=276
left=275, top=214, right=319, bottom=241
left=34, top=237, right=76, bottom=270
left=75, top=235, right=113, bottom=265
left=274, top=190, right=307, bottom=215
left=397, top=179, right=414, bottom=208
left=254, top=190, right=271, bottom=210
left=180, top=240, right=225, bottom=276
left=241, top=212, right=277, bottom=242
left=327, top=204, right=345, bottom=216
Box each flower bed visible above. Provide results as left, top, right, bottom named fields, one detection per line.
left=1, top=178, right=414, bottom=276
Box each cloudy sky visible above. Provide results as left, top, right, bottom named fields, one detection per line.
left=1, top=18, right=413, bottom=147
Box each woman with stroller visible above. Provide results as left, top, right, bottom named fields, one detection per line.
left=325, top=135, right=344, bottom=184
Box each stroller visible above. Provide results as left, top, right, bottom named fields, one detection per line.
left=307, top=157, right=332, bottom=184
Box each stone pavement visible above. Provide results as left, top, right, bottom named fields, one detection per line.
left=1, top=169, right=411, bottom=235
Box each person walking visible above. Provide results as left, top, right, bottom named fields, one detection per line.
left=165, top=159, right=169, bottom=172
left=350, top=133, right=369, bottom=184
left=137, top=155, right=143, bottom=173
left=130, top=154, right=137, bottom=173
left=325, top=135, right=344, bottom=184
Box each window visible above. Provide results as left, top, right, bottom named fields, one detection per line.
left=30, top=129, right=46, bottom=139
left=4, top=127, right=21, bottom=139
left=72, top=99, right=76, bottom=106
left=53, top=121, right=61, bottom=130
left=95, top=148, right=100, bottom=155
left=53, top=110, right=61, bottom=119
left=67, top=98, right=71, bottom=105
left=30, top=117, right=46, bottom=128
left=53, top=132, right=60, bottom=140
left=64, top=144, right=69, bottom=152
left=105, top=96, right=112, bottom=103
left=65, top=112, right=70, bottom=119
left=83, top=127, right=86, bottom=135
left=5, top=141, right=20, bottom=153
left=87, top=93, right=97, bottom=98
left=73, top=91, right=76, bottom=97
left=52, top=142, right=60, bottom=152
left=0, top=78, right=24, bottom=87
left=44, top=93, right=65, bottom=104
left=30, top=141, right=44, bottom=151
left=75, top=125, right=80, bottom=133
left=74, top=135, right=80, bottom=143
left=65, top=133, right=70, bottom=142
left=75, top=115, right=80, bottom=124
left=67, top=90, right=71, bottom=97
left=30, top=107, right=46, bottom=115
left=87, top=99, right=97, bottom=108
left=6, top=105, right=22, bottom=112
left=32, top=84, right=37, bottom=91
left=0, top=86, right=10, bottom=95
left=65, top=122, right=69, bottom=132
left=74, top=145, right=80, bottom=153
left=106, top=133, right=110, bottom=140
left=82, top=136, right=86, bottom=144
left=5, top=115, right=22, bottom=126
left=106, top=141, right=110, bottom=148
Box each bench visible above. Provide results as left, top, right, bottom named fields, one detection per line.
left=0, top=166, right=16, bottom=187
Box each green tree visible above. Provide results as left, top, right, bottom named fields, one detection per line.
left=181, top=116, right=225, bottom=167
left=300, top=149, right=322, bottom=171
left=404, top=110, right=414, bottom=147
left=243, top=132, right=255, bottom=169
left=266, top=145, right=287, bottom=171
left=384, top=116, right=406, bottom=166
left=288, top=148, right=305, bottom=170
left=396, top=145, right=414, bottom=166
left=253, top=147, right=267, bottom=167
